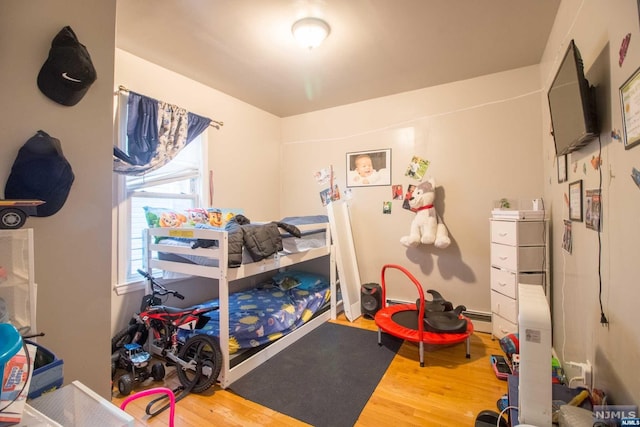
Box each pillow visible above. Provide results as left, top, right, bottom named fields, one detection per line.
left=272, top=270, right=328, bottom=291
left=280, top=215, right=328, bottom=237
left=186, top=208, right=211, bottom=226
left=143, top=206, right=190, bottom=228
left=206, top=208, right=244, bottom=228
left=143, top=206, right=244, bottom=229
left=277, top=276, right=302, bottom=291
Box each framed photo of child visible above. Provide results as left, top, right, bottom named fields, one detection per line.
left=346, top=149, right=391, bottom=187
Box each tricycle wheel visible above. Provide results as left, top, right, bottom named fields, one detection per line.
left=0, top=208, right=26, bottom=230
left=176, top=335, right=222, bottom=393
left=151, top=362, right=165, bottom=381
left=118, top=374, right=134, bottom=396
left=111, top=352, right=120, bottom=379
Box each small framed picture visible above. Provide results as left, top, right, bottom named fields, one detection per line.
left=346, top=149, right=391, bottom=187
left=557, top=154, right=567, bottom=183
left=585, top=189, right=601, bottom=231
left=569, top=180, right=583, bottom=222
left=562, top=220, right=572, bottom=254
left=620, top=66, right=640, bottom=150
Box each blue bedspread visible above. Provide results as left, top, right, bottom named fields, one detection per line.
left=178, top=271, right=330, bottom=353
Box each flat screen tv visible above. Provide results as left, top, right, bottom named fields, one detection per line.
left=547, top=39, right=599, bottom=156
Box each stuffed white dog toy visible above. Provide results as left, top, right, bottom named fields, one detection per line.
left=400, top=177, right=451, bottom=248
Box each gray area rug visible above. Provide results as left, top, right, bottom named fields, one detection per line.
left=230, top=322, right=402, bottom=427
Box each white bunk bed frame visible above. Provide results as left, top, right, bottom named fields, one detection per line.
left=144, top=221, right=339, bottom=388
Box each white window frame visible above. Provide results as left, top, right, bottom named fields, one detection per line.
left=113, top=92, right=208, bottom=292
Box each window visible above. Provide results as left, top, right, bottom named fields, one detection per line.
left=114, top=95, right=207, bottom=286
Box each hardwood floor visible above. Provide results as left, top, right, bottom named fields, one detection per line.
left=111, top=315, right=507, bottom=426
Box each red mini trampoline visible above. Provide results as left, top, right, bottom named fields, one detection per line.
left=374, top=264, right=473, bottom=367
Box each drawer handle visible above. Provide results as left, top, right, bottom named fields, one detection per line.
left=499, top=256, right=508, bottom=260
left=498, top=282, right=507, bottom=287
left=500, top=327, right=510, bottom=333
left=498, top=232, right=508, bottom=237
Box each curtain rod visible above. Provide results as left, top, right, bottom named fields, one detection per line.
left=116, top=85, right=224, bottom=129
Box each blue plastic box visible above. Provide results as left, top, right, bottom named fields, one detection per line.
left=25, top=341, right=63, bottom=399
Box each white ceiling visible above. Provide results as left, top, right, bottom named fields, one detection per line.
left=116, top=0, right=560, bottom=118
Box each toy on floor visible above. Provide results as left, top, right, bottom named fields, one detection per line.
left=112, top=342, right=165, bottom=396
left=111, top=269, right=222, bottom=397
left=374, top=264, right=472, bottom=367
left=400, top=177, right=451, bottom=248
left=120, top=387, right=175, bottom=426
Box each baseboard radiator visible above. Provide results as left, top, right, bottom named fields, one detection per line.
left=385, top=300, right=493, bottom=334
left=460, top=310, right=492, bottom=334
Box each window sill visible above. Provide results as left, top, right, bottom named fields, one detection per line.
left=114, top=280, right=146, bottom=295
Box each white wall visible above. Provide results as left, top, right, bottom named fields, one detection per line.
left=0, top=1, right=115, bottom=396
left=281, top=66, right=545, bottom=314
left=541, top=0, right=640, bottom=405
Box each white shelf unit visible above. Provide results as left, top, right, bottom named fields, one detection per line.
left=0, top=228, right=37, bottom=334
left=28, top=380, right=134, bottom=426
left=489, top=218, right=548, bottom=340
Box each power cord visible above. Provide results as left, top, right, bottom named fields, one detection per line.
left=497, top=405, right=517, bottom=427
left=540, top=197, right=548, bottom=293
left=561, top=220, right=569, bottom=362
left=597, top=135, right=608, bottom=326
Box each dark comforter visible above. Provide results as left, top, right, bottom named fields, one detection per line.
left=192, top=214, right=301, bottom=267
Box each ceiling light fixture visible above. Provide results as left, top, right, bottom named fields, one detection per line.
left=291, top=17, right=330, bottom=49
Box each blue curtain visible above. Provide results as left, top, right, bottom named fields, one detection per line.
left=113, top=91, right=212, bottom=176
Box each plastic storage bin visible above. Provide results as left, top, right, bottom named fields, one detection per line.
left=21, top=404, right=63, bottom=427
left=26, top=340, right=63, bottom=399
left=28, top=381, right=134, bottom=427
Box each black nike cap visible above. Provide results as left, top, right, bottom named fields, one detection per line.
left=37, top=26, right=97, bottom=106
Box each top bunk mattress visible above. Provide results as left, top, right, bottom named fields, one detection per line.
left=147, top=214, right=329, bottom=268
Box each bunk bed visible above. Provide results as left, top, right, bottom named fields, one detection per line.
left=143, top=216, right=338, bottom=388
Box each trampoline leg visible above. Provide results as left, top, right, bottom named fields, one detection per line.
left=419, top=342, right=424, bottom=367
left=465, top=336, right=471, bottom=358
left=377, top=328, right=382, bottom=346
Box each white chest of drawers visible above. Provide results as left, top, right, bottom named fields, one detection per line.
left=490, top=218, right=548, bottom=339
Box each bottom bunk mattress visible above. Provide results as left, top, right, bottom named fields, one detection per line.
left=178, top=270, right=330, bottom=354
